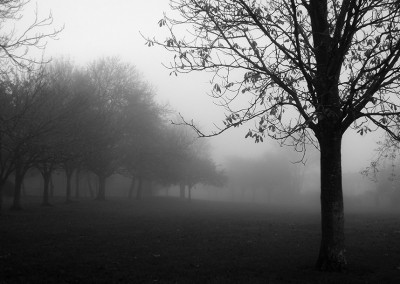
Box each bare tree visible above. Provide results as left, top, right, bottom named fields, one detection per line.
left=0, top=0, right=61, bottom=72
left=0, top=69, right=55, bottom=210
left=0, top=0, right=60, bottom=211
left=34, top=59, right=91, bottom=204
left=146, top=0, right=400, bottom=271
left=84, top=57, right=163, bottom=201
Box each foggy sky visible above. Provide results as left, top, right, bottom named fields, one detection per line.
left=23, top=0, right=382, bottom=173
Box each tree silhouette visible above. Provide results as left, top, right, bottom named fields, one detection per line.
left=0, top=0, right=61, bottom=71
left=0, top=69, right=60, bottom=210
left=35, top=59, right=92, bottom=204
left=0, top=0, right=60, bottom=212
left=146, top=0, right=400, bottom=271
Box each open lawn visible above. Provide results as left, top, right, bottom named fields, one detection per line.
left=1, top=197, right=400, bottom=283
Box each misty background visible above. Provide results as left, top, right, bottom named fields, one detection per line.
left=6, top=0, right=396, bottom=210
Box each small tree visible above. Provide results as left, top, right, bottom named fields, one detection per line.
left=160, top=125, right=224, bottom=200
left=159, top=125, right=198, bottom=199
left=146, top=0, right=400, bottom=270
left=185, top=156, right=226, bottom=201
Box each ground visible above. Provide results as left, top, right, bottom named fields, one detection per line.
left=0, top=197, right=400, bottom=283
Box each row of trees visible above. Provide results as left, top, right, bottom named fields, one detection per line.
left=0, top=57, right=225, bottom=212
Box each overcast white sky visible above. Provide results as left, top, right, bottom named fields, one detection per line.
left=21, top=0, right=382, bottom=172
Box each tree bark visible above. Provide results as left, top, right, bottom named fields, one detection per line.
left=316, top=129, right=347, bottom=271
left=49, top=176, right=54, bottom=198
left=11, top=160, right=26, bottom=210
left=0, top=180, right=5, bottom=214
left=96, top=174, right=107, bottom=201
left=42, top=172, right=52, bottom=206
left=65, top=169, right=74, bottom=203
left=21, top=181, right=26, bottom=197
left=75, top=168, right=80, bottom=199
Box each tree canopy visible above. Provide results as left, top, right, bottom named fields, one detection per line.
left=148, top=0, right=400, bottom=145
left=146, top=0, right=400, bottom=271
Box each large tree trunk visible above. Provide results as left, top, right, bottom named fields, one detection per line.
left=11, top=176, right=23, bottom=210
left=65, top=169, right=74, bottom=203
left=75, top=168, right=80, bottom=199
left=316, top=129, right=346, bottom=271
left=11, top=161, right=26, bottom=210
left=42, top=172, right=52, bottom=206
left=0, top=180, right=5, bottom=214
left=96, top=174, right=107, bottom=201
left=50, top=176, right=54, bottom=198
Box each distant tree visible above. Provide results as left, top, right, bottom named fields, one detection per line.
left=225, top=152, right=293, bottom=203
left=34, top=59, right=92, bottom=204
left=35, top=153, right=57, bottom=206
left=82, top=58, right=127, bottom=200
left=362, top=135, right=400, bottom=207
left=185, top=156, right=226, bottom=201
left=159, top=125, right=197, bottom=199
left=119, top=80, right=166, bottom=200
left=84, top=57, right=163, bottom=201
left=161, top=125, right=224, bottom=200
left=147, top=0, right=400, bottom=270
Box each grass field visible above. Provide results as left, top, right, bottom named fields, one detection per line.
left=1, top=197, right=400, bottom=283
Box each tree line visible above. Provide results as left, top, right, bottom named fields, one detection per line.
left=0, top=57, right=225, bottom=212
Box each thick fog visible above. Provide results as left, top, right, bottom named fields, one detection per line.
left=4, top=0, right=393, bottom=212
left=4, top=2, right=400, bottom=283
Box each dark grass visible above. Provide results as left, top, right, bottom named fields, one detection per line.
left=1, top=197, right=400, bottom=283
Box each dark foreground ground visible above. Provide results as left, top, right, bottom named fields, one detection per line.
left=1, top=197, right=400, bottom=284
